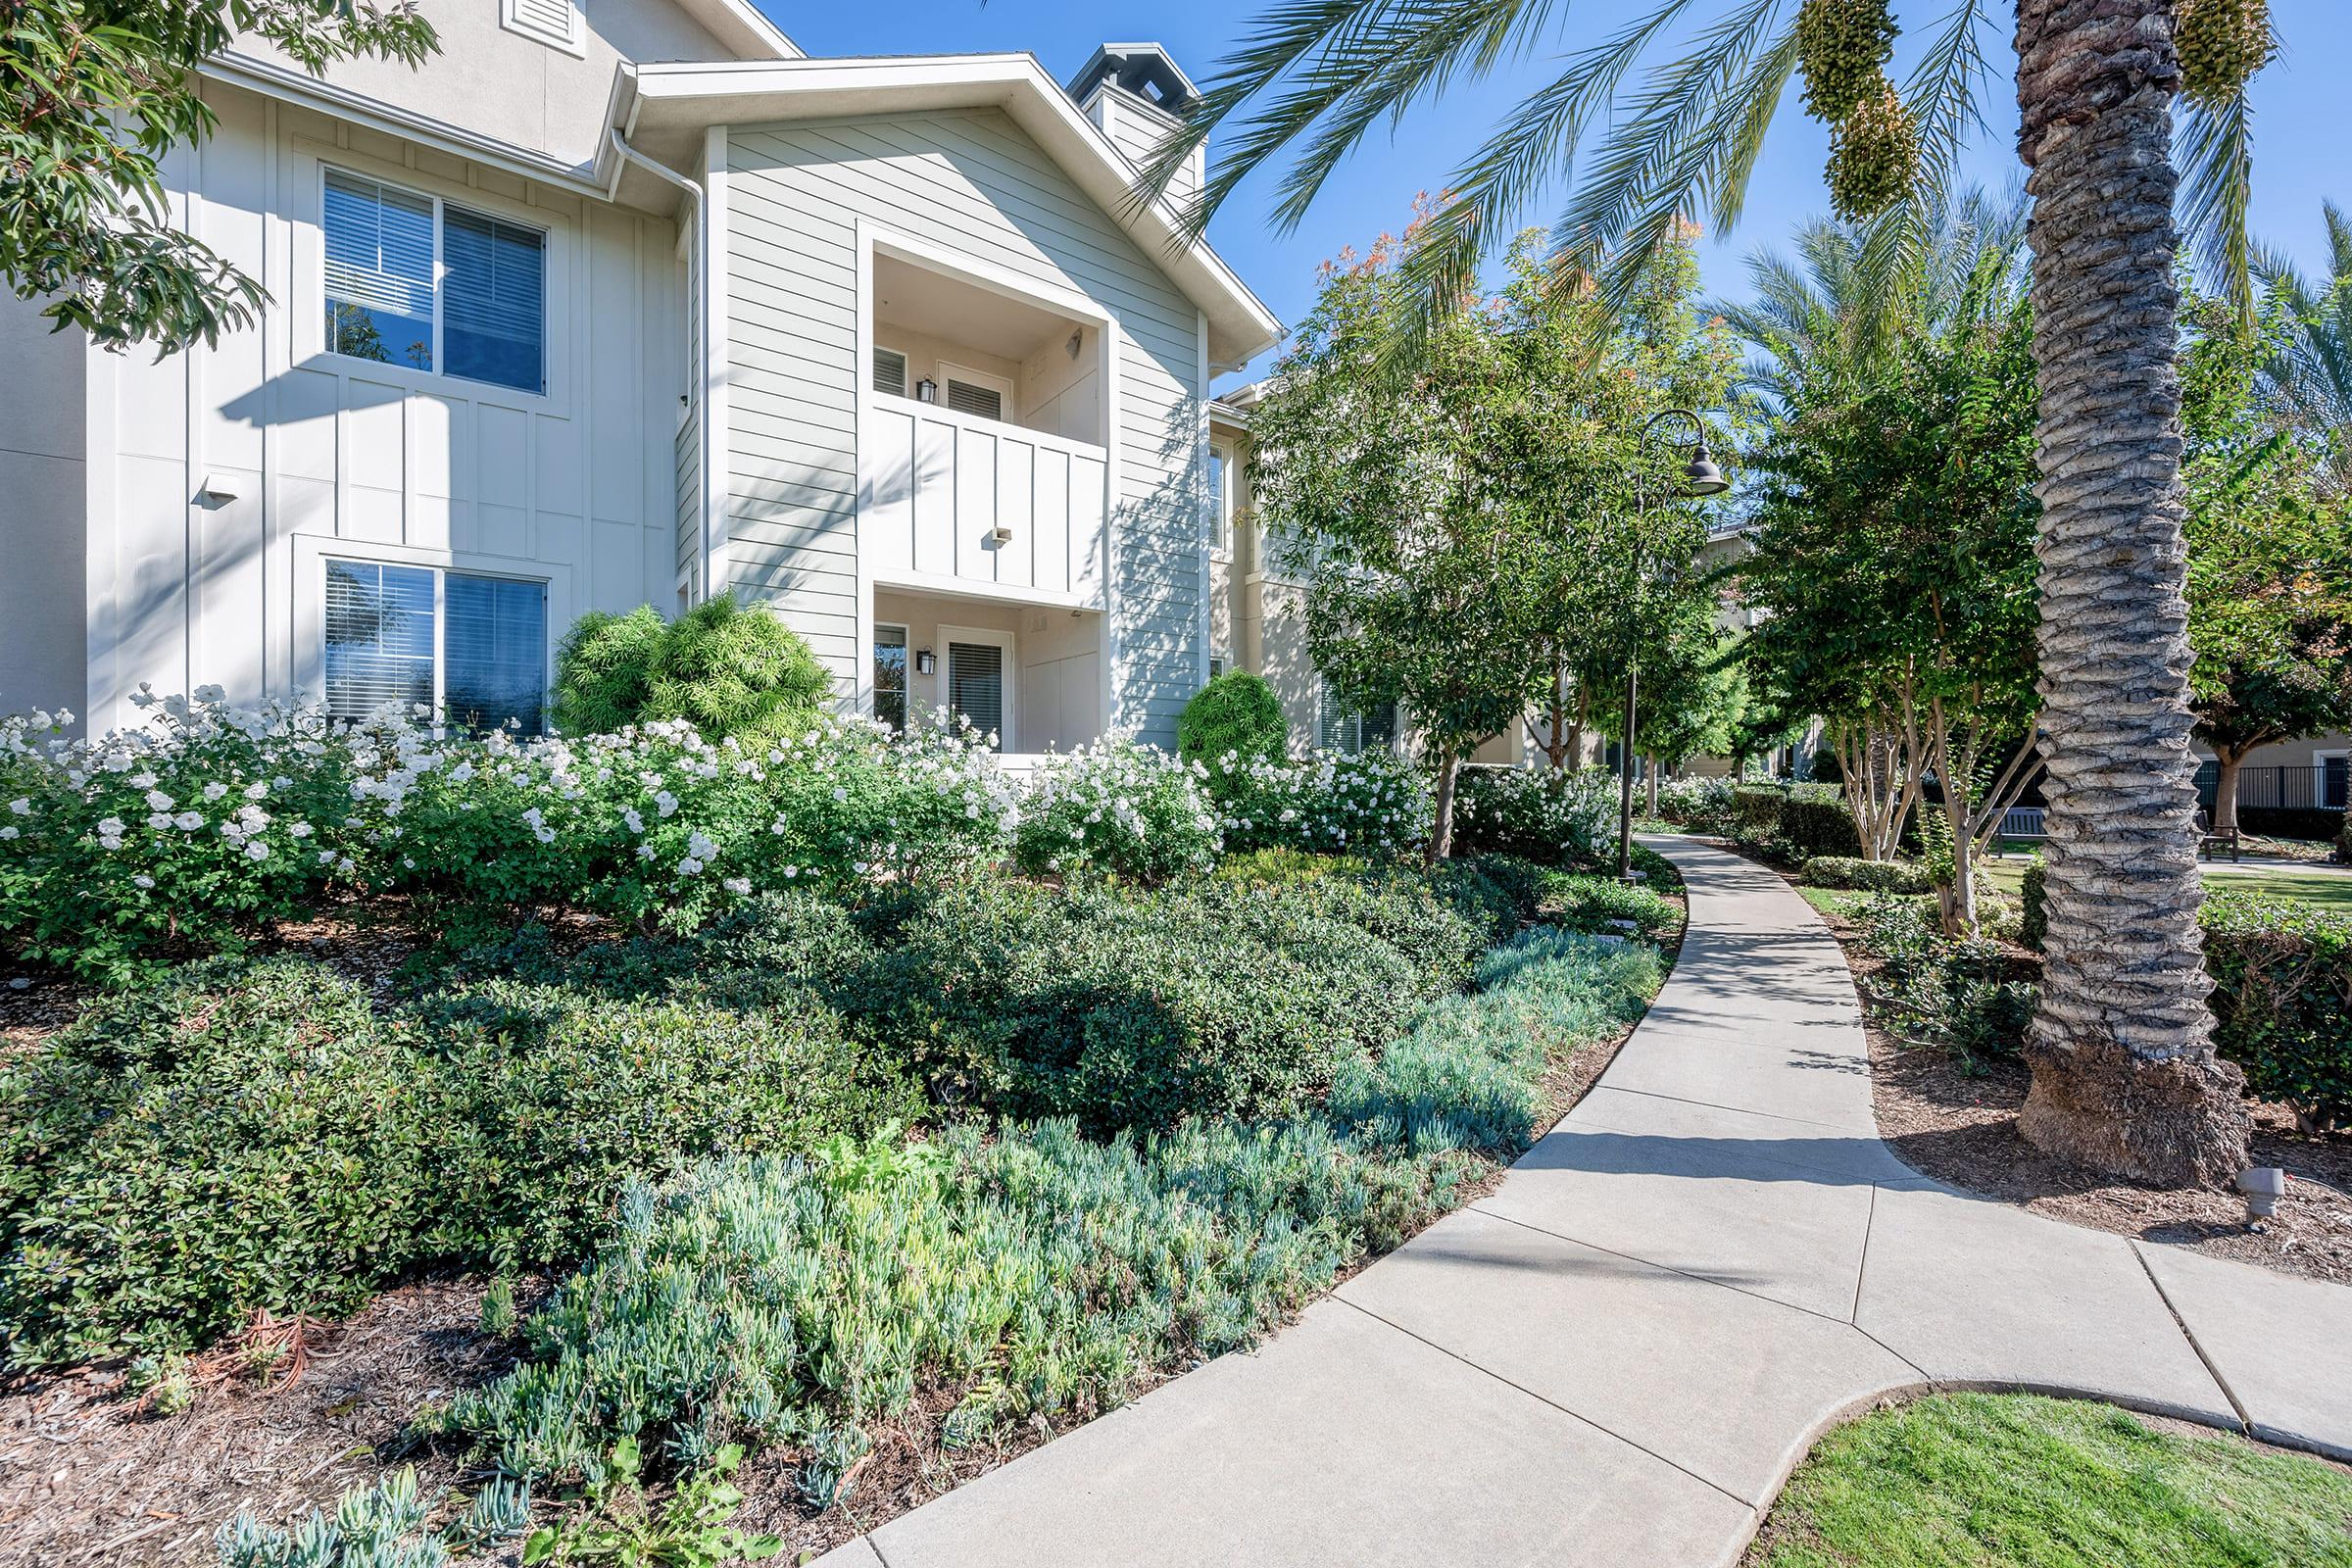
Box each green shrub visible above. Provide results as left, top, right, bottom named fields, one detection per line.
left=554, top=598, right=831, bottom=746
left=1012, top=738, right=1222, bottom=885
left=447, top=925, right=1658, bottom=1501
left=1802, top=856, right=1934, bottom=894
left=1731, top=785, right=1787, bottom=837
left=1781, top=796, right=1864, bottom=858
left=1852, top=895, right=2035, bottom=1065
left=0, top=955, right=920, bottom=1366
left=1208, top=747, right=1432, bottom=858
left=1450, top=766, right=1620, bottom=862
left=2021, top=858, right=2047, bottom=950
left=2200, top=891, right=2352, bottom=1130
left=841, top=880, right=1426, bottom=1132
left=2337, top=816, right=2351, bottom=865
left=1176, top=671, right=1288, bottom=774
left=1544, top=870, right=1682, bottom=938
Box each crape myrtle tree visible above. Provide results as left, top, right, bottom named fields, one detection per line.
left=2180, top=288, right=2352, bottom=830
left=3, top=2, right=436, bottom=353
left=1740, top=234, right=2041, bottom=935
left=1250, top=233, right=1543, bottom=864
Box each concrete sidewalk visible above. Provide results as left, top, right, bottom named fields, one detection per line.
left=819, top=837, right=2352, bottom=1568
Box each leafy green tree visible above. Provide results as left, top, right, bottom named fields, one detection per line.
left=554, top=599, right=832, bottom=746
left=1739, top=229, right=2040, bottom=933
left=1160, top=0, right=2281, bottom=1190
left=2180, top=289, right=2352, bottom=831
left=3, top=2, right=436, bottom=353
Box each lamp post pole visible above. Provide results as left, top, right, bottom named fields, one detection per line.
left=1616, top=408, right=1728, bottom=883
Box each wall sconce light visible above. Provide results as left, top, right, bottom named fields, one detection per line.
left=915, top=378, right=938, bottom=403
left=1066, top=328, right=1085, bottom=360
left=915, top=648, right=936, bottom=675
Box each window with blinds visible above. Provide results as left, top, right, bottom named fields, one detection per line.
left=873, top=625, right=908, bottom=732
left=948, top=642, right=1004, bottom=749
left=1208, top=447, right=1231, bottom=553
left=324, top=561, right=546, bottom=732
left=325, top=562, right=435, bottom=720
left=872, top=347, right=908, bottom=397
left=322, top=170, right=548, bottom=395
left=945, top=379, right=1004, bottom=421
left=444, top=206, right=545, bottom=393
left=1319, top=684, right=1398, bottom=756
left=324, top=172, right=435, bottom=371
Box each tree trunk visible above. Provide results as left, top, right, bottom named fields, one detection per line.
left=1426, top=751, right=1460, bottom=866
left=1562, top=686, right=1591, bottom=774
left=2012, top=0, right=2249, bottom=1188
left=2210, top=746, right=2245, bottom=833
left=1645, top=758, right=1659, bottom=818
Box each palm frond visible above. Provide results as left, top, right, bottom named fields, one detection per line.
left=2177, top=88, right=2257, bottom=318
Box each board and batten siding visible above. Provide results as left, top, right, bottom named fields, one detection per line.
left=721, top=108, right=1208, bottom=744
left=55, top=79, right=686, bottom=736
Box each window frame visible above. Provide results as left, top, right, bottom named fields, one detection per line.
left=307, top=546, right=557, bottom=735
left=315, top=161, right=555, bottom=401
left=872, top=621, right=911, bottom=732
left=872, top=344, right=911, bottom=399
left=2318, top=749, right=2349, bottom=810
left=937, top=360, right=1016, bottom=424
left=937, top=623, right=1017, bottom=752
left=1207, top=441, right=1235, bottom=559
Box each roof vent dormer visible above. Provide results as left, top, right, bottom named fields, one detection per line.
left=1066, top=43, right=1204, bottom=208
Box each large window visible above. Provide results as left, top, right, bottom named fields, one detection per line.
left=873, top=625, right=908, bottom=732
left=948, top=641, right=1005, bottom=750
left=324, top=170, right=547, bottom=395
left=325, top=561, right=548, bottom=732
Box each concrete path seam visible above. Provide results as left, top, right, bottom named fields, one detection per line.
left=1466, top=1200, right=1869, bottom=1336
left=1579, top=1083, right=1876, bottom=1136
left=2132, top=1240, right=2256, bottom=1436
left=1848, top=1183, right=1877, bottom=1326
left=1325, top=1294, right=1761, bottom=1516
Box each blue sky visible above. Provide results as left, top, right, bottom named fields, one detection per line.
left=769, top=0, right=2346, bottom=388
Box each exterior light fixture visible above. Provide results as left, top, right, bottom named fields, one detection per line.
left=916, top=378, right=938, bottom=403
left=1682, top=443, right=1730, bottom=496
left=915, top=648, right=936, bottom=675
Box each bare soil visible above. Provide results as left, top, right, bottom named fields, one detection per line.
left=0, top=1279, right=539, bottom=1567
left=1810, top=899, right=2352, bottom=1288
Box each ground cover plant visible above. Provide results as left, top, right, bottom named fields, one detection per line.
left=1748, top=1392, right=2352, bottom=1568
left=438, top=924, right=1666, bottom=1516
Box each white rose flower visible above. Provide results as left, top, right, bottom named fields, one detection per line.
left=0, top=826, right=16, bottom=840
left=723, top=876, right=752, bottom=896
left=203, top=781, right=229, bottom=802
left=6, top=799, right=27, bottom=815
left=132, top=874, right=155, bottom=889
left=173, top=811, right=205, bottom=831
left=95, top=816, right=126, bottom=837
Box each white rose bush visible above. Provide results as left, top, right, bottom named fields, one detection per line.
left=1206, top=746, right=1433, bottom=858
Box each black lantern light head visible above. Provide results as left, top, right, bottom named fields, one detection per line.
left=1682, top=442, right=1730, bottom=496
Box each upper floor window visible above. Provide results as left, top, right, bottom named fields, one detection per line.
left=324, top=171, right=548, bottom=395
left=1208, top=444, right=1233, bottom=554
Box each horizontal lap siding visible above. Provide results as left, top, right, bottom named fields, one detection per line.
left=724, top=110, right=1204, bottom=742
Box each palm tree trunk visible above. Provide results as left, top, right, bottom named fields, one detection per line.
left=2012, top=0, right=2249, bottom=1187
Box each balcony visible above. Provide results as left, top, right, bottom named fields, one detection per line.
left=858, top=394, right=1109, bottom=606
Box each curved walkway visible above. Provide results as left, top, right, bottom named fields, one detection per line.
left=819, top=837, right=2352, bottom=1568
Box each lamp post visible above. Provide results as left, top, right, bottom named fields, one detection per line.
left=1616, top=409, right=1729, bottom=882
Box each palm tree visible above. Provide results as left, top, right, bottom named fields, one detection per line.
left=2257, top=203, right=2352, bottom=498
left=1159, top=1, right=2273, bottom=1186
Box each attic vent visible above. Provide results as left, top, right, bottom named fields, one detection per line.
left=946, top=379, right=1004, bottom=421
left=502, top=0, right=582, bottom=54
left=872, top=346, right=908, bottom=397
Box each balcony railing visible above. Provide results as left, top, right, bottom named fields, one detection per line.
left=859, top=395, right=1108, bottom=606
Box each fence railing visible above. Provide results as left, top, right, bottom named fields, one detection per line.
left=2193, top=761, right=2349, bottom=814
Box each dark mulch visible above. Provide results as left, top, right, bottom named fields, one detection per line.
left=1810, top=900, right=2352, bottom=1289
left=0, top=1278, right=539, bottom=1568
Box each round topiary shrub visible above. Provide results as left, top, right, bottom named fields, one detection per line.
left=1176, top=671, right=1289, bottom=775
left=554, top=596, right=831, bottom=745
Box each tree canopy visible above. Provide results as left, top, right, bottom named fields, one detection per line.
left=3, top=1, right=436, bottom=352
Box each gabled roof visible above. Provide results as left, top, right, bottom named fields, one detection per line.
left=612, top=54, right=1282, bottom=367
left=678, top=0, right=803, bottom=61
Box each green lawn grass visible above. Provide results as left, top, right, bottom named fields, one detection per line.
left=1977, top=857, right=2352, bottom=913
left=1755, top=1394, right=2352, bottom=1567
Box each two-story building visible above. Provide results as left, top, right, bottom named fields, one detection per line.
left=0, top=8, right=1280, bottom=754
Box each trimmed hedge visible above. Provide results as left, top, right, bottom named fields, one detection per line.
left=2201, top=892, right=2352, bottom=1130
left=1727, top=786, right=1863, bottom=858
left=2238, top=807, right=2348, bottom=845
left=1803, top=856, right=1935, bottom=894
left=0, top=955, right=920, bottom=1366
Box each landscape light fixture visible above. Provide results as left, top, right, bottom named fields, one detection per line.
left=1614, top=408, right=1731, bottom=883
